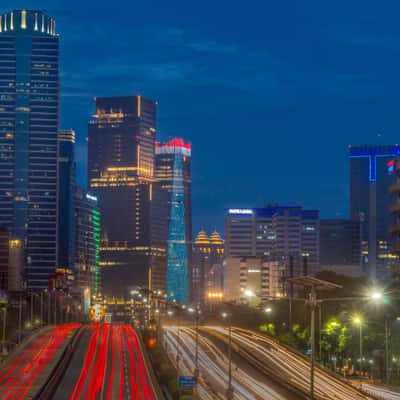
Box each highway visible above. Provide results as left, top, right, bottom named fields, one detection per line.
left=55, top=323, right=157, bottom=400
left=163, top=326, right=299, bottom=400
left=0, top=323, right=80, bottom=400
left=362, top=384, right=400, bottom=400
left=202, top=326, right=377, bottom=400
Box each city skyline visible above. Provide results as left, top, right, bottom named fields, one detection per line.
left=0, top=5, right=400, bottom=398
left=4, top=1, right=400, bottom=237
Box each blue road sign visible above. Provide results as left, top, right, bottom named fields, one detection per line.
left=178, top=376, right=197, bottom=388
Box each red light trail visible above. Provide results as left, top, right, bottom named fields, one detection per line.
left=69, top=324, right=155, bottom=400
left=0, top=324, right=80, bottom=400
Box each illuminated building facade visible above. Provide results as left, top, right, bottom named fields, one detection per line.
left=349, top=145, right=399, bottom=279
left=75, top=188, right=100, bottom=296
left=88, top=96, right=157, bottom=296
left=192, top=229, right=224, bottom=303
left=154, top=138, right=192, bottom=302
left=224, top=257, right=285, bottom=307
left=0, top=10, right=59, bottom=290
left=226, top=206, right=320, bottom=276
left=58, top=129, right=76, bottom=272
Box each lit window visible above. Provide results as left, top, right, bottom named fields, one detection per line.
left=21, top=10, right=27, bottom=29
left=10, top=12, right=13, bottom=30
left=0, top=16, right=2, bottom=33
left=41, top=14, right=44, bottom=32
left=34, top=13, right=38, bottom=31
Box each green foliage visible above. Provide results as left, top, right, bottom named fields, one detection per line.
left=259, top=323, right=276, bottom=336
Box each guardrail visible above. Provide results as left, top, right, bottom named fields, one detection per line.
left=34, top=325, right=84, bottom=400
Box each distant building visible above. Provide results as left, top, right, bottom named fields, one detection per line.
left=0, top=10, right=60, bottom=290
left=320, top=219, right=360, bottom=266
left=225, top=206, right=320, bottom=276
left=75, top=188, right=101, bottom=297
left=153, top=138, right=192, bottom=302
left=349, top=145, right=400, bottom=279
left=58, top=129, right=76, bottom=272
left=224, top=257, right=285, bottom=307
left=88, top=96, right=157, bottom=296
left=192, top=229, right=224, bottom=303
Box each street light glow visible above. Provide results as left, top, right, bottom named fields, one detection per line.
left=222, top=312, right=228, bottom=319
left=244, top=289, right=254, bottom=298
left=265, top=307, right=272, bottom=314
left=370, top=290, right=383, bottom=301
left=188, top=307, right=195, bottom=313
left=353, top=315, right=362, bottom=325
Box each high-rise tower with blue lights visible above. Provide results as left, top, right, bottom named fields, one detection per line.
left=154, top=139, right=192, bottom=302
left=0, top=10, right=59, bottom=290
left=349, top=144, right=400, bottom=280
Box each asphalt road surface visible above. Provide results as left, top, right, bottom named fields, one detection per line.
left=203, top=326, right=377, bottom=400
left=55, top=323, right=156, bottom=400
left=163, top=326, right=300, bottom=400
left=0, top=323, right=79, bottom=400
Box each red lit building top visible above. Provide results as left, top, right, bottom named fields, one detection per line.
left=155, top=138, right=191, bottom=156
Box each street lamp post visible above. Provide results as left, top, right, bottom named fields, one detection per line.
left=1, top=307, right=7, bottom=355
left=53, top=290, right=57, bottom=325
left=385, top=315, right=390, bottom=382
left=30, top=292, right=34, bottom=324
left=188, top=307, right=200, bottom=378
left=46, top=290, right=50, bottom=325
left=222, top=312, right=234, bottom=400
left=288, top=276, right=341, bottom=400
left=353, top=315, right=363, bottom=380
left=40, top=291, right=44, bottom=327
left=369, top=289, right=391, bottom=382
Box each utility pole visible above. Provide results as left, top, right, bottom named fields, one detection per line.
left=319, top=305, right=322, bottom=361
left=385, top=316, right=390, bottom=382
left=309, top=287, right=316, bottom=400
left=54, top=291, right=57, bottom=325
left=18, top=296, right=22, bottom=344
left=40, top=291, right=43, bottom=327
left=222, top=312, right=234, bottom=400
left=47, top=290, right=51, bottom=325
left=30, top=292, right=34, bottom=324
left=1, top=307, right=7, bottom=355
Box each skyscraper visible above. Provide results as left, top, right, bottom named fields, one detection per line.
left=349, top=145, right=399, bottom=279
left=0, top=10, right=59, bottom=290
left=75, top=188, right=100, bottom=297
left=154, top=138, right=192, bottom=302
left=88, top=96, right=157, bottom=296
left=58, top=129, right=76, bottom=272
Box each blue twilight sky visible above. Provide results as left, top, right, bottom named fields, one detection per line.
left=4, top=0, right=400, bottom=236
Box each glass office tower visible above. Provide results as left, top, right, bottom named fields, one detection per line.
left=0, top=10, right=59, bottom=290
left=154, top=138, right=192, bottom=302
left=58, top=129, right=76, bottom=272
left=349, top=145, right=399, bottom=280
left=88, top=96, right=157, bottom=296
